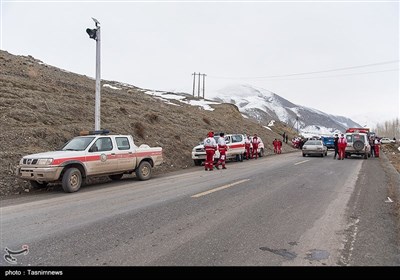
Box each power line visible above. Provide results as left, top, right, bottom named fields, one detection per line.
left=208, top=60, right=399, bottom=80
left=254, top=68, right=399, bottom=81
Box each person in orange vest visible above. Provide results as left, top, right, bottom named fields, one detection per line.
left=251, top=134, right=261, bottom=159
left=337, top=134, right=347, bottom=160
left=215, top=132, right=228, bottom=169
left=244, top=135, right=251, bottom=160
left=204, top=131, right=217, bottom=171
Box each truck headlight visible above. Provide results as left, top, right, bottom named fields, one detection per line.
left=37, top=158, right=53, bottom=165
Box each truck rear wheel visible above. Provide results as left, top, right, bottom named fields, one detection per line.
left=62, top=168, right=82, bottom=193
left=136, top=161, right=152, bottom=180
left=194, top=160, right=202, bottom=166
left=259, top=148, right=264, bottom=157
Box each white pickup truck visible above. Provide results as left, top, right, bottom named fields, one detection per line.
left=16, top=131, right=163, bottom=193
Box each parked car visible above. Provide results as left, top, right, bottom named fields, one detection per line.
left=380, top=137, right=395, bottom=144
left=302, top=140, right=328, bottom=157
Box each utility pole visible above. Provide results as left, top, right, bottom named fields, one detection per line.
left=192, top=72, right=196, bottom=97
left=197, top=72, right=201, bottom=98
left=86, top=17, right=101, bottom=130
left=201, top=73, right=206, bottom=99
left=191, top=72, right=207, bottom=99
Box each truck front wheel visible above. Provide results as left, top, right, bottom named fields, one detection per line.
left=62, top=168, right=82, bottom=193
left=136, top=161, right=152, bottom=180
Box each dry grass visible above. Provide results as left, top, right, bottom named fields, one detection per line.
left=0, top=50, right=298, bottom=196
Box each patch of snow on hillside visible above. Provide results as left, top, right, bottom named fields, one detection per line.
left=182, top=99, right=219, bottom=111
left=144, top=90, right=215, bottom=109
left=263, top=126, right=272, bottom=131
left=301, top=125, right=338, bottom=137
left=268, top=120, right=275, bottom=126
left=103, top=84, right=121, bottom=90
left=216, top=84, right=291, bottom=123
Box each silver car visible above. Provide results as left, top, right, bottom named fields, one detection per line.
left=302, top=140, right=328, bottom=157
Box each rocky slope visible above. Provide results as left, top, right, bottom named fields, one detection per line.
left=0, top=50, right=297, bottom=196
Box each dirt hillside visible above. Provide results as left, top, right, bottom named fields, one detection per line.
left=0, top=50, right=300, bottom=196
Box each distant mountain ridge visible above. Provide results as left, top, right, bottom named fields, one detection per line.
left=212, top=84, right=362, bottom=136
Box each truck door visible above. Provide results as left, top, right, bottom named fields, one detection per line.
left=115, top=136, right=135, bottom=171
left=231, top=134, right=245, bottom=154
left=87, top=137, right=118, bottom=174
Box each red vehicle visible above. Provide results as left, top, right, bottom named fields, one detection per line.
left=346, top=128, right=370, bottom=134
left=346, top=128, right=376, bottom=139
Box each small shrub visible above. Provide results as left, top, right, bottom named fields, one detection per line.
left=203, top=117, right=211, bottom=125
left=120, top=107, right=128, bottom=115
left=146, top=113, right=159, bottom=124
left=134, top=122, right=145, bottom=139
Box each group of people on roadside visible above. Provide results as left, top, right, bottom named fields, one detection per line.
left=333, top=133, right=347, bottom=160
left=203, top=131, right=261, bottom=171
left=272, top=139, right=283, bottom=154
left=244, top=134, right=261, bottom=160
left=369, top=136, right=381, bottom=157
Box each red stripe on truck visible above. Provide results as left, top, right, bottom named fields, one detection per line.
left=52, top=151, right=162, bottom=165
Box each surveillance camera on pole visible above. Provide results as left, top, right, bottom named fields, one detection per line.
left=86, top=17, right=101, bottom=130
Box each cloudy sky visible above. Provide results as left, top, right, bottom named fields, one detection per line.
left=1, top=0, right=399, bottom=128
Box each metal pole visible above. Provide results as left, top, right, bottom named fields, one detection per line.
left=202, top=74, right=206, bottom=99
left=197, top=72, right=201, bottom=99
left=95, top=25, right=101, bottom=130
left=192, top=72, right=196, bottom=97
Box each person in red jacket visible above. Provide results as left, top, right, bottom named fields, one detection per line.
left=204, top=131, right=217, bottom=171
left=251, top=134, right=261, bottom=159
left=273, top=139, right=278, bottom=154
left=244, top=136, right=251, bottom=160
left=337, top=134, right=347, bottom=160
left=277, top=140, right=282, bottom=154
left=215, top=132, right=228, bottom=169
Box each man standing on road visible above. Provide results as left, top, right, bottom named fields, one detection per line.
left=338, top=134, right=347, bottom=160
left=244, top=135, right=251, bottom=160
left=251, top=134, right=261, bottom=159
left=333, top=134, right=339, bottom=159
left=215, top=132, right=228, bottom=170
left=204, top=131, right=217, bottom=171
left=370, top=136, right=375, bottom=157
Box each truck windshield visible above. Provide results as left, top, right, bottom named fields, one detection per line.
left=62, top=137, right=95, bottom=151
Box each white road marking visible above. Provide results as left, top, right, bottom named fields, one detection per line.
left=385, top=197, right=393, bottom=203
left=191, top=179, right=250, bottom=198
left=294, top=160, right=310, bottom=165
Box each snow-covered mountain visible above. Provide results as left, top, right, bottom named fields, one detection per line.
left=212, top=84, right=362, bottom=136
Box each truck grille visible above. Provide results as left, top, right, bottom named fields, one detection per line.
left=23, top=159, right=38, bottom=165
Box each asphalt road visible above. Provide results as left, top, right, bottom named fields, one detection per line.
left=1, top=151, right=399, bottom=266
